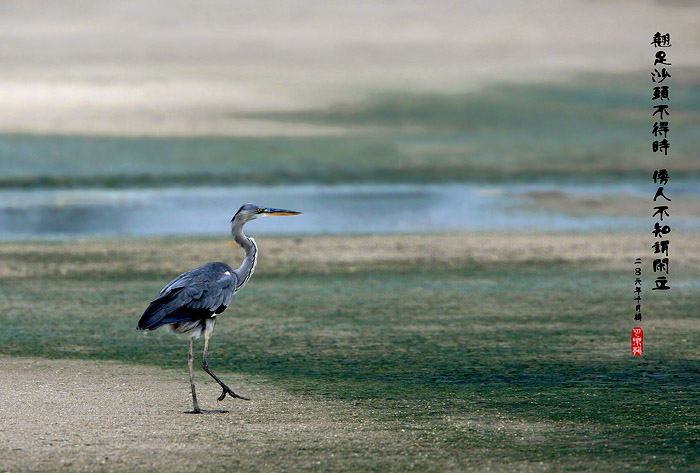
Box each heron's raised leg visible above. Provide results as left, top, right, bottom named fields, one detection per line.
left=202, top=326, right=249, bottom=402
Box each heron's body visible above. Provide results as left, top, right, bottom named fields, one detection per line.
left=137, top=204, right=298, bottom=414
left=139, top=261, right=235, bottom=336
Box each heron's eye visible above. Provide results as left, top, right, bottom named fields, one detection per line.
left=257, top=208, right=263, bottom=213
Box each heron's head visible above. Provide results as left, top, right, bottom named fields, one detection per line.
left=231, top=203, right=301, bottom=225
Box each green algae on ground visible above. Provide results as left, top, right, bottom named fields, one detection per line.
left=1, top=234, right=699, bottom=471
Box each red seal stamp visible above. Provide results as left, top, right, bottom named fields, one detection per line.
left=632, top=327, right=643, bottom=355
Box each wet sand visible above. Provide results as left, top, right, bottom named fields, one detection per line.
left=1, top=0, right=699, bottom=136
left=0, top=358, right=390, bottom=472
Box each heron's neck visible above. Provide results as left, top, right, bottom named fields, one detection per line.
left=231, top=221, right=258, bottom=291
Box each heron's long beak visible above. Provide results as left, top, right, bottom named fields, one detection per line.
left=264, top=208, right=301, bottom=216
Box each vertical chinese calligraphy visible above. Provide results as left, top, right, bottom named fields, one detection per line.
left=634, top=258, right=642, bottom=323
left=651, top=32, right=672, bottom=298
left=632, top=32, right=671, bottom=355
left=635, top=32, right=674, bottom=355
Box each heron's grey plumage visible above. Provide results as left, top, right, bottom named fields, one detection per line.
left=137, top=261, right=237, bottom=337
left=136, top=203, right=300, bottom=413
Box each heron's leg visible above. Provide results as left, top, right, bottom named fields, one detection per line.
left=184, top=336, right=229, bottom=414
left=184, top=337, right=202, bottom=414
left=202, top=325, right=249, bottom=401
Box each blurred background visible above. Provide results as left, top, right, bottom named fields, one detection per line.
left=3, top=4, right=700, bottom=470
left=1, top=0, right=699, bottom=238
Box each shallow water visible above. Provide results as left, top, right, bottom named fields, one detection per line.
left=0, top=183, right=698, bottom=239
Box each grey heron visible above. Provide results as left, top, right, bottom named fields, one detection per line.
left=137, top=203, right=301, bottom=414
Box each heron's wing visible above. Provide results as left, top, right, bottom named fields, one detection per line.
left=137, top=263, right=237, bottom=330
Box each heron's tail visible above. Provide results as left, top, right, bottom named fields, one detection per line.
left=137, top=288, right=190, bottom=331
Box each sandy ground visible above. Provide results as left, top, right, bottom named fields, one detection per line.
left=0, top=358, right=388, bottom=472
left=518, top=189, right=700, bottom=218
left=0, top=357, right=561, bottom=473
left=1, top=233, right=698, bottom=471
left=2, top=232, right=699, bottom=281
left=0, top=0, right=698, bottom=136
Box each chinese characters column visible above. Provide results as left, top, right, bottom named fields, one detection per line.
left=634, top=32, right=673, bottom=357
left=651, top=32, right=672, bottom=299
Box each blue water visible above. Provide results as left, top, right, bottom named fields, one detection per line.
left=0, top=183, right=698, bottom=239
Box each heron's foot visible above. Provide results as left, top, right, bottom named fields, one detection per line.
left=217, top=385, right=250, bottom=402
left=184, top=408, right=230, bottom=414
